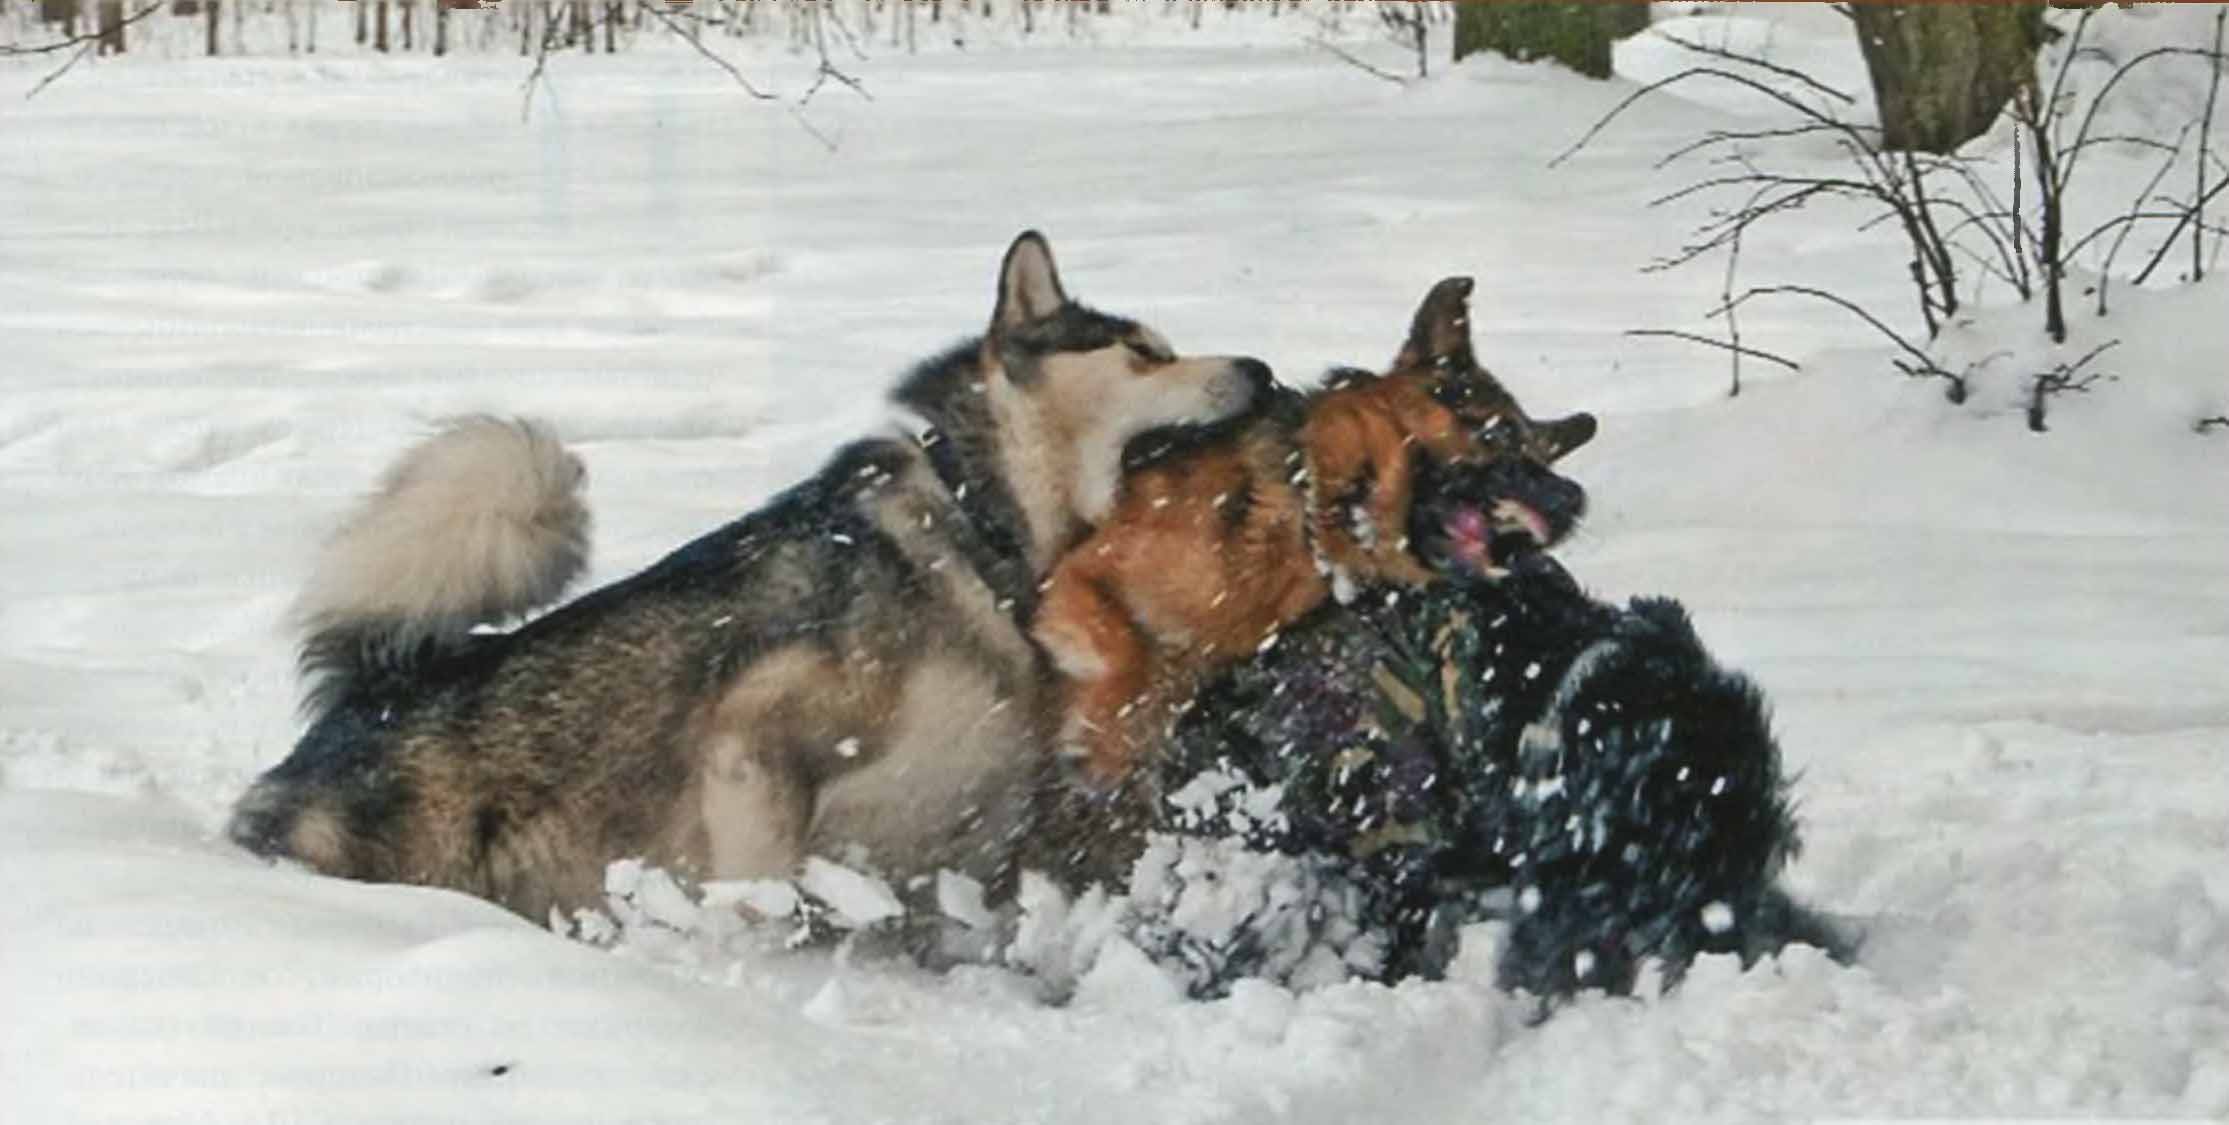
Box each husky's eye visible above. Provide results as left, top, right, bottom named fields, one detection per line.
left=1126, top=339, right=1170, bottom=365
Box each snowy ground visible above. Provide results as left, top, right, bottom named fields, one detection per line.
left=4, top=6, right=2227, bottom=1122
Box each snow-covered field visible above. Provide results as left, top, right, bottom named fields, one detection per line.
left=4, top=5, right=2226, bottom=1122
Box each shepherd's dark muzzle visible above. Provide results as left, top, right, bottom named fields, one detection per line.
left=1410, top=456, right=1587, bottom=578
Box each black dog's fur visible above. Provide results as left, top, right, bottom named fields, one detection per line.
left=1136, top=547, right=1853, bottom=1001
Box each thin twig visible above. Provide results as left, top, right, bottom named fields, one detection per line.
left=2196, top=8, right=2224, bottom=281
left=2096, top=126, right=2194, bottom=313
left=638, top=0, right=776, bottom=99
left=786, top=104, right=838, bottom=152
left=2062, top=45, right=2214, bottom=201
left=1307, top=35, right=1409, bottom=86
left=796, top=1, right=870, bottom=109
left=1653, top=29, right=1855, bottom=106
left=1654, top=122, right=1851, bottom=170
left=13, top=0, right=169, bottom=100
left=1623, top=329, right=1801, bottom=374
left=2132, top=173, right=2229, bottom=285
left=519, top=0, right=567, bottom=122
left=2, top=0, right=166, bottom=57
left=1555, top=65, right=1882, bottom=170
left=2026, top=339, right=2119, bottom=433
left=23, top=40, right=96, bottom=101
left=1719, top=284, right=1946, bottom=381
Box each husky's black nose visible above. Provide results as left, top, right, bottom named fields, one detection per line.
left=1233, top=357, right=1274, bottom=393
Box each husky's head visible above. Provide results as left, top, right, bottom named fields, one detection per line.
left=979, top=231, right=1273, bottom=548
left=1366, top=276, right=1598, bottom=577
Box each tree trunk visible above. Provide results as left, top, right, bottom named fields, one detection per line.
left=206, top=0, right=219, bottom=54
left=94, top=0, right=123, bottom=54
left=356, top=0, right=367, bottom=45
left=375, top=0, right=389, bottom=51
left=1850, top=4, right=2047, bottom=155
left=401, top=0, right=413, bottom=51
left=1452, top=3, right=1647, bottom=80
left=434, top=0, right=447, bottom=56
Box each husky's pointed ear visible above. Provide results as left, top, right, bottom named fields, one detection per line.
left=1394, top=276, right=1478, bottom=372
left=989, top=231, right=1070, bottom=336
left=1532, top=411, right=1598, bottom=463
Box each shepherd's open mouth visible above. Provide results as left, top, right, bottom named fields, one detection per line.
left=1439, top=499, right=1552, bottom=577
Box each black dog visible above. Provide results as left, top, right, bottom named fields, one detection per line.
left=1126, top=536, right=1852, bottom=1001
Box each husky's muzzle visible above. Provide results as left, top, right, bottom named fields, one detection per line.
left=1209, top=357, right=1277, bottom=417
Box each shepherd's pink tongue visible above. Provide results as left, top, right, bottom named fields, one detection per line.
left=1442, top=506, right=1496, bottom=573
left=1449, top=506, right=1490, bottom=541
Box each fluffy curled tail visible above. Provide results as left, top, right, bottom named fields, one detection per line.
left=295, top=415, right=589, bottom=715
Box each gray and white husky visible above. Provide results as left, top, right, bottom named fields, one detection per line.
left=228, top=231, right=1272, bottom=920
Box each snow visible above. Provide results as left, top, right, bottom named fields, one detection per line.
left=5, top=4, right=2229, bottom=1122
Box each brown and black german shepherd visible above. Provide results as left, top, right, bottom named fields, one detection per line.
left=1033, top=277, right=1597, bottom=789
left=227, top=232, right=1272, bottom=920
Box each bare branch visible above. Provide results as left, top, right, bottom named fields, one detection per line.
left=1647, top=171, right=1870, bottom=209
left=11, top=0, right=168, bottom=100
left=1306, top=35, right=1410, bottom=86
left=2196, top=8, right=2225, bottom=282
left=796, top=1, right=871, bottom=109
left=1654, top=122, right=1850, bottom=170
left=2, top=0, right=165, bottom=57
left=2026, top=339, right=2119, bottom=433
left=1554, top=65, right=1874, bottom=168
left=638, top=0, right=776, bottom=100
left=2132, top=172, right=2229, bottom=285
left=2062, top=43, right=2220, bottom=199
left=23, top=41, right=95, bottom=101
left=1623, top=329, right=1801, bottom=374
left=1652, top=29, right=1855, bottom=105
left=519, top=0, right=568, bottom=122
left=1719, top=284, right=1948, bottom=385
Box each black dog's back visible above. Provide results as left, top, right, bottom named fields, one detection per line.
left=1137, top=561, right=1853, bottom=1000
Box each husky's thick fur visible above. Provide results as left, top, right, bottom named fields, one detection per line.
left=293, top=416, right=590, bottom=717
left=1032, top=277, right=1597, bottom=791
left=228, top=232, right=1271, bottom=920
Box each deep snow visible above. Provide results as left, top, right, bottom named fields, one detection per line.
left=3, top=5, right=2227, bottom=1122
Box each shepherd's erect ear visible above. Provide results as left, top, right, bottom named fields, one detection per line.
left=1532, top=411, right=1599, bottom=463
left=989, top=231, right=1069, bottom=336
left=1393, top=276, right=1478, bottom=372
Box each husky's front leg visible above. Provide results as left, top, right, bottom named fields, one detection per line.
left=694, top=647, right=834, bottom=879
left=700, top=732, right=815, bottom=880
